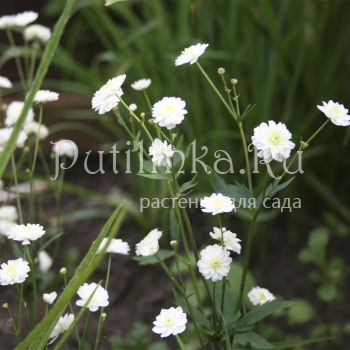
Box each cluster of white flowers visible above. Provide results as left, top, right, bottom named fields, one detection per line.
left=76, top=282, right=109, bottom=312
left=92, top=74, right=126, bottom=114
left=24, top=24, right=51, bottom=44
left=24, top=121, right=49, bottom=140
left=0, top=127, right=27, bottom=152
left=5, top=101, right=34, bottom=126
left=135, top=228, right=162, bottom=256
left=8, top=223, right=46, bottom=245
left=97, top=238, right=130, bottom=255
left=209, top=227, right=241, bottom=254
left=152, top=306, right=187, bottom=338
left=149, top=138, right=174, bottom=168
left=0, top=11, right=38, bottom=29
left=0, top=258, right=30, bottom=285
left=248, top=286, right=275, bottom=306
left=197, top=244, right=232, bottom=281
left=200, top=193, right=235, bottom=215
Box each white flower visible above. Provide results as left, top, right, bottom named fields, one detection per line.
left=0, top=76, right=12, bottom=89
left=0, top=205, right=18, bottom=222
left=152, top=306, right=187, bottom=338
left=0, top=220, right=16, bottom=237
left=0, top=128, right=27, bottom=152
left=76, top=283, right=109, bottom=312
left=197, top=244, right=232, bottom=281
left=52, top=139, right=77, bottom=158
left=152, top=97, right=187, bottom=130
left=49, top=313, right=74, bottom=342
left=97, top=238, right=130, bottom=255
left=0, top=258, right=30, bottom=285
left=248, top=286, right=275, bottom=306
left=24, top=121, right=49, bottom=140
left=131, top=78, right=151, bottom=91
left=317, top=100, right=350, bottom=127
left=38, top=250, right=53, bottom=273
left=149, top=138, right=174, bottom=168
left=209, top=227, right=241, bottom=254
left=92, top=74, right=126, bottom=115
left=14, top=11, right=38, bottom=27
left=175, top=43, right=209, bottom=66
left=135, top=228, right=162, bottom=256
left=200, top=193, right=235, bottom=215
left=129, top=103, right=137, bottom=112
left=24, top=24, right=51, bottom=43
left=34, top=90, right=59, bottom=103
left=5, top=101, right=34, bottom=126
left=8, top=223, right=46, bottom=245
left=43, top=291, right=57, bottom=304
left=252, top=121, right=295, bottom=163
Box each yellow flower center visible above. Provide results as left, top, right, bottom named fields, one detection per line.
left=163, top=316, right=175, bottom=327
left=165, top=103, right=176, bottom=114
left=258, top=292, right=267, bottom=302
left=330, top=105, right=341, bottom=118
left=268, top=130, right=283, bottom=146
left=5, top=265, right=18, bottom=277
left=209, top=257, right=222, bottom=270
left=212, top=198, right=223, bottom=209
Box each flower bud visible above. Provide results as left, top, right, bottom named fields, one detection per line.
left=101, top=312, right=107, bottom=321
left=2, top=303, right=8, bottom=309
left=230, top=78, right=238, bottom=85
left=129, top=103, right=137, bottom=112
left=170, top=240, right=178, bottom=248
left=217, top=67, right=225, bottom=75
left=59, top=267, right=67, bottom=275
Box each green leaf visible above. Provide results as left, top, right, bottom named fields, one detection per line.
left=178, top=175, right=198, bottom=196
left=237, top=299, right=294, bottom=328
left=105, top=0, right=128, bottom=5
left=133, top=250, right=174, bottom=265
left=236, top=331, right=274, bottom=349
left=16, top=204, right=127, bottom=350
left=209, top=171, right=250, bottom=204
left=137, top=172, right=172, bottom=180
left=287, top=299, right=315, bottom=324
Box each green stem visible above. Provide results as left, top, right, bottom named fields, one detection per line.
left=305, top=118, right=330, bottom=145
left=29, top=105, right=43, bottom=220
left=24, top=246, right=38, bottom=323
left=175, top=335, right=186, bottom=350
left=218, top=216, right=226, bottom=313
left=6, top=29, right=26, bottom=92
left=120, top=98, right=153, bottom=142
left=11, top=154, right=23, bottom=224
left=6, top=304, right=20, bottom=338
left=80, top=312, right=91, bottom=347
left=196, top=63, right=237, bottom=120
left=143, top=90, right=152, bottom=112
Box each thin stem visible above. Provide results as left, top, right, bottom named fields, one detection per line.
left=29, top=105, right=43, bottom=220
left=120, top=98, right=153, bottom=142
left=238, top=122, right=254, bottom=198
left=143, top=90, right=152, bottom=112
left=11, top=154, right=23, bottom=224
left=218, top=216, right=226, bottom=313
left=80, top=312, right=91, bottom=347
left=24, top=246, right=38, bottom=322
left=6, top=304, right=20, bottom=338
left=27, top=44, right=37, bottom=89
left=305, top=118, right=330, bottom=145
left=6, top=29, right=26, bottom=92
left=155, top=253, right=183, bottom=292
left=196, top=63, right=237, bottom=121
left=175, top=335, right=186, bottom=350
